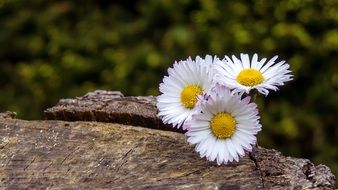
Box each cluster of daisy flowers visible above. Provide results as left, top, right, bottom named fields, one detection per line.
left=157, top=53, right=293, bottom=165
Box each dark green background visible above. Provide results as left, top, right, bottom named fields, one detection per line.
left=0, top=0, right=337, bottom=182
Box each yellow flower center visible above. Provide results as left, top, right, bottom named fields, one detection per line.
left=180, top=84, right=203, bottom=109
left=236, top=69, right=264, bottom=87
left=210, top=112, right=236, bottom=139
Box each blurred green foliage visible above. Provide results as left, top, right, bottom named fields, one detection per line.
left=0, top=0, right=337, bottom=181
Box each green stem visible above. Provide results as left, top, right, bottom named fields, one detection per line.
left=249, top=90, right=258, bottom=102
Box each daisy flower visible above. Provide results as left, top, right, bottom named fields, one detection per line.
left=214, top=53, right=293, bottom=95
left=186, top=85, right=261, bottom=165
left=157, top=55, right=222, bottom=129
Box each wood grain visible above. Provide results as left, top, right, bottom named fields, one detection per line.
left=0, top=118, right=261, bottom=189
left=0, top=118, right=335, bottom=189
left=3, top=90, right=335, bottom=189
left=44, top=90, right=183, bottom=133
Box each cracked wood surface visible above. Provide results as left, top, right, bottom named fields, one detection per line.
left=0, top=118, right=261, bottom=189
left=2, top=90, right=336, bottom=189
left=44, top=90, right=184, bottom=133
left=0, top=117, right=335, bottom=189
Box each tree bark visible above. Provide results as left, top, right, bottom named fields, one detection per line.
left=44, top=90, right=183, bottom=133
left=0, top=117, right=335, bottom=189
left=0, top=90, right=334, bottom=189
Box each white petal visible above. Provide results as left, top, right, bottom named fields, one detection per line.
left=226, top=139, right=238, bottom=162
left=240, top=53, right=250, bottom=69
left=259, top=55, right=278, bottom=73
left=251, top=53, right=259, bottom=69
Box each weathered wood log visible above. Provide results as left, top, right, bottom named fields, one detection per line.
left=44, top=90, right=184, bottom=133
left=6, top=90, right=334, bottom=188
left=0, top=117, right=335, bottom=189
